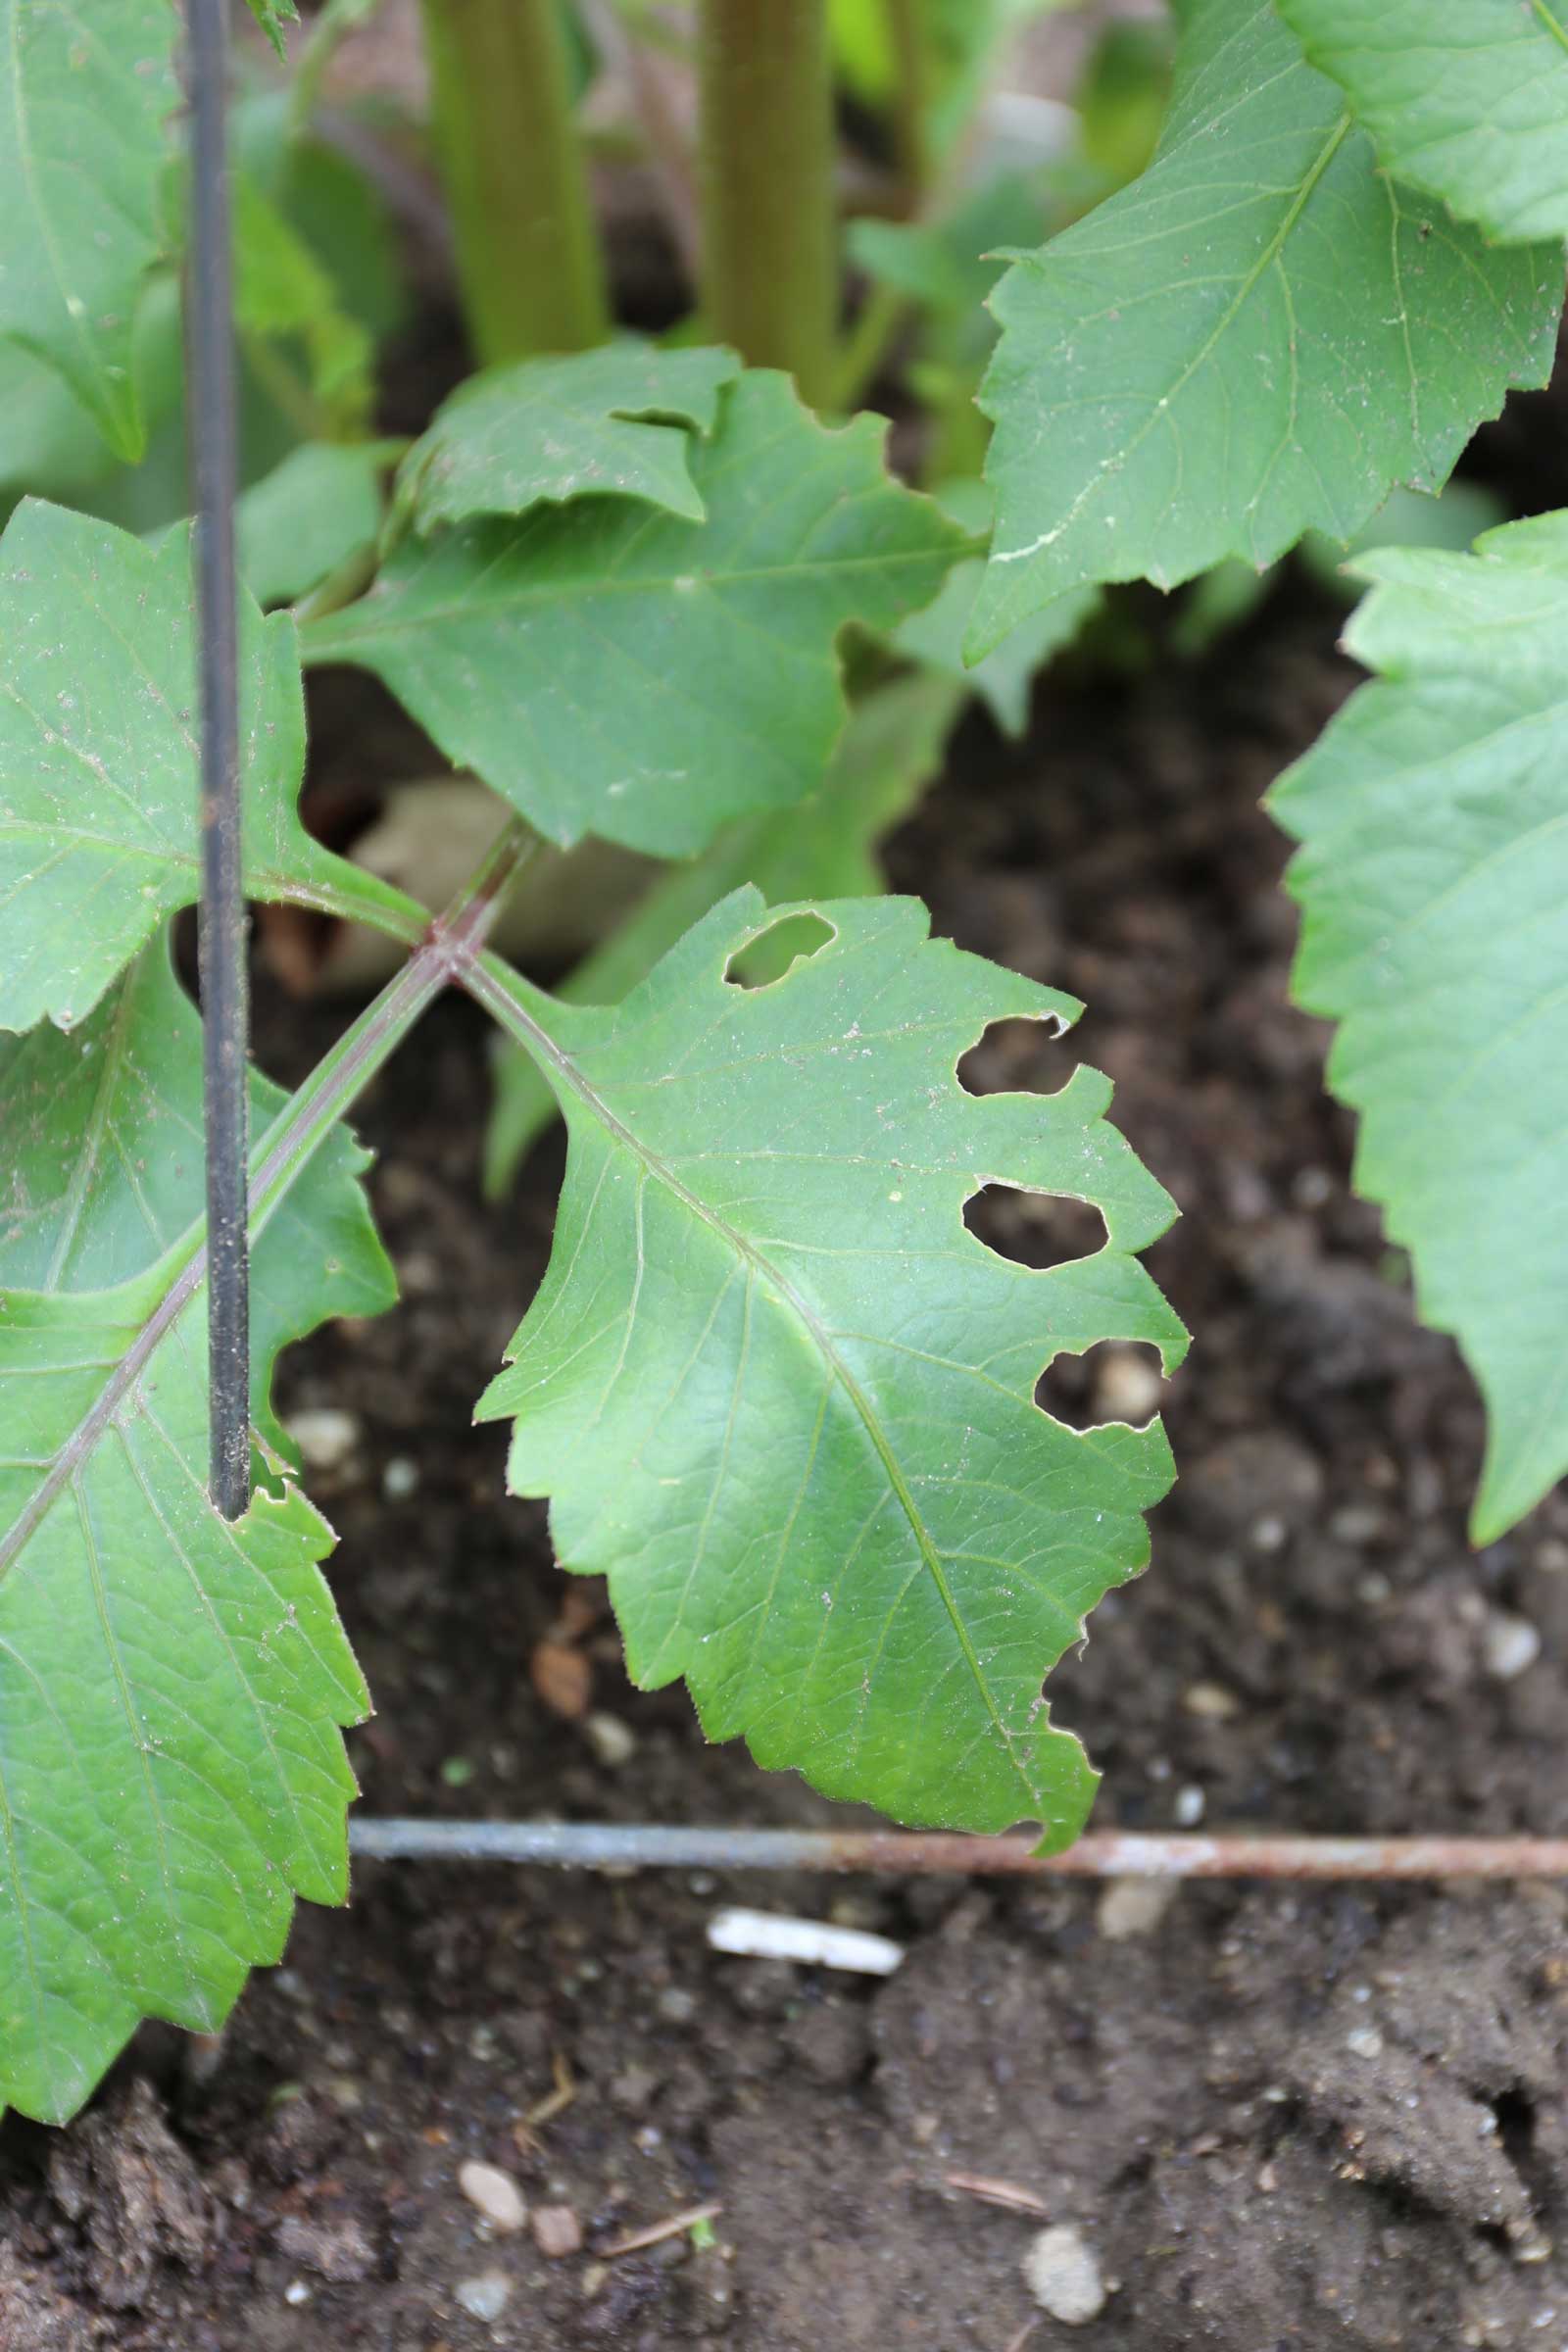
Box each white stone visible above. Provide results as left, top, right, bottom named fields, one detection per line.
left=583, top=1711, right=638, bottom=1768
left=1347, top=2026, right=1384, bottom=2060
left=1096, top=1879, right=1177, bottom=1940
left=1091, top=1348, right=1163, bottom=1426
left=1173, top=1784, right=1206, bottom=1827
left=1023, top=2225, right=1106, bottom=2325
left=1182, top=1682, right=1241, bottom=1721
left=285, top=1407, right=360, bottom=1472
left=459, top=2160, right=527, bottom=2233
left=456, top=2270, right=514, bottom=2322
left=1483, top=1611, right=1541, bottom=1683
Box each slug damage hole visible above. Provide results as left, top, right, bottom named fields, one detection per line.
left=725, top=912, right=836, bottom=989
left=957, top=1015, right=1074, bottom=1099
left=963, top=1183, right=1107, bottom=1273
left=1034, top=1340, right=1167, bottom=1432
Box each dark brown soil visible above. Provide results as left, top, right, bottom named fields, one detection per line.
left=6, top=586, right=1568, bottom=2352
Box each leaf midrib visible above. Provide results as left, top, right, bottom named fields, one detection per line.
left=480, top=962, right=1041, bottom=1809
left=304, top=543, right=953, bottom=656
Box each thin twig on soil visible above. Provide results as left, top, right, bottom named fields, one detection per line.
left=348, top=1820, right=1568, bottom=1881
left=945, top=2172, right=1051, bottom=2219
left=601, top=2202, right=724, bottom=2258
left=524, top=2049, right=577, bottom=2127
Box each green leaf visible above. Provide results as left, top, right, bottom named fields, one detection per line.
left=305, top=372, right=966, bottom=858
left=0, top=0, right=177, bottom=459
left=483, top=671, right=965, bottom=1194
left=235, top=439, right=399, bottom=609
left=244, top=0, right=300, bottom=60
left=970, top=0, right=1563, bottom=654
left=1270, top=512, right=1568, bottom=1542
left=0, top=956, right=394, bottom=2125
left=478, top=891, right=1185, bottom=1845
left=392, top=343, right=744, bottom=536
left=234, top=175, right=375, bottom=437
left=0, top=940, right=394, bottom=1459
left=831, top=0, right=1070, bottom=154
left=0, top=501, right=422, bottom=1035
left=1277, top=0, right=1568, bottom=245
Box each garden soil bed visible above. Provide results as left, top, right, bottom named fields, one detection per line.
left=6, top=584, right=1568, bottom=2352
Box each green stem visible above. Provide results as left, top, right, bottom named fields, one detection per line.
left=418, top=0, right=611, bottom=365
left=697, top=0, right=837, bottom=409
left=883, top=0, right=929, bottom=215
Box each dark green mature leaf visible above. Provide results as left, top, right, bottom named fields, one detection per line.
left=0, top=501, right=421, bottom=1035
left=1271, top=513, right=1568, bottom=1542
left=970, top=0, right=1563, bottom=653
left=392, top=343, right=743, bottom=535
left=1278, top=0, right=1568, bottom=244
left=306, top=373, right=967, bottom=858
left=0, top=955, right=394, bottom=2125
left=479, top=891, right=1185, bottom=1845
left=483, top=672, right=965, bottom=1194
left=0, top=0, right=176, bottom=458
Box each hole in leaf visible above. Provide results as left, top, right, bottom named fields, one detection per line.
left=1035, top=1340, right=1167, bottom=1432
left=725, top=912, right=836, bottom=990
left=963, top=1183, right=1107, bottom=1272
left=957, top=1016, right=1073, bottom=1098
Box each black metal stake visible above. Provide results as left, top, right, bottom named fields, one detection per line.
left=186, top=0, right=250, bottom=1520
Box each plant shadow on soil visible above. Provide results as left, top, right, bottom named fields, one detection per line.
left=6, top=574, right=1568, bottom=2352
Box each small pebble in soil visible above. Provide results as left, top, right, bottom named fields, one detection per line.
left=283, top=2280, right=312, bottom=2307
left=381, top=1455, right=418, bottom=1500
left=1096, top=1878, right=1178, bottom=1940
left=657, top=1986, right=699, bottom=2026
left=582, top=1711, right=638, bottom=1767
left=1090, top=1347, right=1163, bottom=1426
left=285, top=1408, right=360, bottom=1472
left=1173, top=1785, right=1206, bottom=1827
left=1346, top=2026, right=1385, bottom=2060
left=1482, top=1611, right=1541, bottom=1682
left=458, top=2160, right=528, bottom=2233
left=455, top=2269, right=514, bottom=2322
left=1022, top=2224, right=1106, bottom=2325
left=1183, top=1682, right=1241, bottom=1721
left=531, top=2205, right=582, bottom=2259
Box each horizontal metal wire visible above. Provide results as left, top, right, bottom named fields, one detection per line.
left=348, top=1820, right=1568, bottom=1880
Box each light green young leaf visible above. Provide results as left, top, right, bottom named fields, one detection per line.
left=483, top=672, right=965, bottom=1194
left=244, top=0, right=301, bottom=59
left=235, top=439, right=399, bottom=609
left=0, top=501, right=422, bottom=1035
left=234, top=176, right=375, bottom=437
left=1270, top=512, right=1568, bottom=1542
left=392, top=343, right=743, bottom=536
left=898, top=562, right=1097, bottom=736
left=0, top=957, right=394, bottom=2125
left=1277, top=0, right=1568, bottom=244
left=0, top=0, right=176, bottom=459
left=970, top=0, right=1563, bottom=654
left=306, top=373, right=966, bottom=858
left=479, top=891, right=1185, bottom=1845
left=0, top=939, right=394, bottom=1455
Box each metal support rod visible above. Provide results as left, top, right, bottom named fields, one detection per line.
left=348, top=1820, right=1568, bottom=1881
left=186, top=0, right=250, bottom=1519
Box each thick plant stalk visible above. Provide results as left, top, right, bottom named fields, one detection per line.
left=697, top=0, right=836, bottom=407
left=419, top=0, right=610, bottom=364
